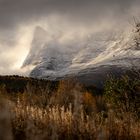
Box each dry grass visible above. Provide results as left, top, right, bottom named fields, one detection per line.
left=0, top=79, right=139, bottom=140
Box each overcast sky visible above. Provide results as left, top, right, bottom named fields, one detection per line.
left=0, top=0, right=140, bottom=75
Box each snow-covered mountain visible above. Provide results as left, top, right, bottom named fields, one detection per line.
left=22, top=26, right=140, bottom=85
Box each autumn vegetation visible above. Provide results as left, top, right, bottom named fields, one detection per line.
left=0, top=70, right=139, bottom=140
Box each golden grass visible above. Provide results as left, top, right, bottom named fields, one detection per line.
left=0, top=79, right=139, bottom=140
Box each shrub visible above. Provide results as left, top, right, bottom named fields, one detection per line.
left=104, top=74, right=140, bottom=116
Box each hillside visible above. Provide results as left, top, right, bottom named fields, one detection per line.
left=0, top=75, right=58, bottom=94
left=22, top=25, right=140, bottom=85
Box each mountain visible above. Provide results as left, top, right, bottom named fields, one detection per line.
left=22, top=26, right=140, bottom=86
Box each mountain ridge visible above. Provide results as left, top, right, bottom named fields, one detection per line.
left=22, top=26, right=140, bottom=85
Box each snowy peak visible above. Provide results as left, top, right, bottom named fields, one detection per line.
left=22, top=26, right=140, bottom=81
left=22, top=26, right=48, bottom=67
left=33, top=26, right=48, bottom=43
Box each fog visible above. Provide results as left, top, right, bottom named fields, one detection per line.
left=0, top=0, right=140, bottom=75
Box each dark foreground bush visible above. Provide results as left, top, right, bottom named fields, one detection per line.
left=104, top=74, right=140, bottom=117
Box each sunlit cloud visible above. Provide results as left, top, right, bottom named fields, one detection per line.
left=0, top=0, right=140, bottom=75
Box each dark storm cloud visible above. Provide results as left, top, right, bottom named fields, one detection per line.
left=0, top=0, right=139, bottom=29
left=0, top=0, right=140, bottom=75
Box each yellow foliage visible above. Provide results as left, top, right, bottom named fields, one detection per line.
left=83, top=92, right=98, bottom=113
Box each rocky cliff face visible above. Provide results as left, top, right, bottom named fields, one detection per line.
left=22, top=26, right=140, bottom=85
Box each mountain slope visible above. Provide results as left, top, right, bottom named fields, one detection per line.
left=22, top=26, right=140, bottom=85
